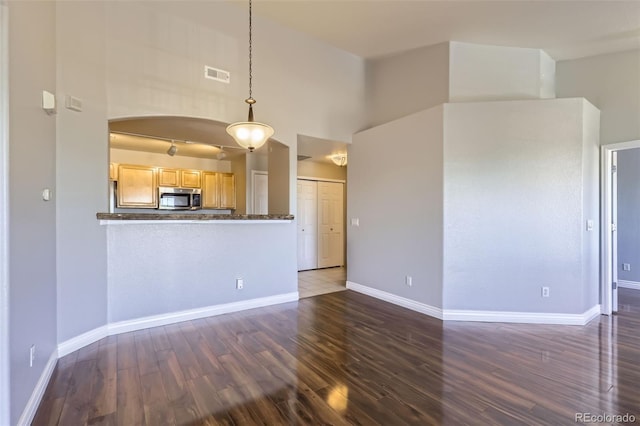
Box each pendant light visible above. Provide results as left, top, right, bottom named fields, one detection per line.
left=226, top=0, right=274, bottom=152
left=331, top=154, right=347, bottom=167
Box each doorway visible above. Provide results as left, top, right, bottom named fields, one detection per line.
left=601, top=140, right=640, bottom=315
left=296, top=178, right=345, bottom=271
left=251, top=170, right=268, bottom=214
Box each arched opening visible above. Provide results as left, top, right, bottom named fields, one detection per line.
left=107, top=116, right=289, bottom=214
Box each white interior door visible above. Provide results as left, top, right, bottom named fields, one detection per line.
left=317, top=181, right=344, bottom=268
left=252, top=171, right=268, bottom=215
left=297, top=180, right=318, bottom=271
left=612, top=151, right=619, bottom=312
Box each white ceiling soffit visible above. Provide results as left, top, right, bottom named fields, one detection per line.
left=252, top=0, right=640, bottom=60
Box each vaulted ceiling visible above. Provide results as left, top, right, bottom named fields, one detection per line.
left=249, top=0, right=640, bottom=60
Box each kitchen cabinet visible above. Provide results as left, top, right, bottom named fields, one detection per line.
left=158, top=168, right=201, bottom=188
left=201, top=172, right=236, bottom=209
left=117, top=164, right=157, bottom=208
left=201, top=172, right=219, bottom=209
left=158, top=168, right=179, bottom=187
left=180, top=170, right=201, bottom=188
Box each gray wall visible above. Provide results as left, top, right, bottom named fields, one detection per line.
left=556, top=49, right=640, bottom=144
left=268, top=141, right=290, bottom=214
left=297, top=160, right=347, bottom=181
left=349, top=106, right=444, bottom=308
left=107, top=223, right=297, bottom=322
left=55, top=1, right=109, bottom=343
left=231, top=154, right=247, bottom=214
left=8, top=2, right=58, bottom=424
left=365, top=42, right=449, bottom=128
left=443, top=99, right=599, bottom=313
left=618, top=148, right=640, bottom=282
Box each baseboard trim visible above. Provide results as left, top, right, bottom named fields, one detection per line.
left=108, top=292, right=299, bottom=335
left=444, top=304, right=601, bottom=325
left=346, top=281, right=443, bottom=320
left=346, top=281, right=600, bottom=325
left=57, top=325, right=109, bottom=358
left=57, top=293, right=299, bottom=358
left=17, top=349, right=58, bottom=426
left=619, top=280, right=640, bottom=290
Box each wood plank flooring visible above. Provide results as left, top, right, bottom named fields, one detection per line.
left=34, top=289, right=640, bottom=425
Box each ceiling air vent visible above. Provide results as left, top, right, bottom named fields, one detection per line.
left=204, top=66, right=230, bottom=84
left=297, top=155, right=312, bottom=161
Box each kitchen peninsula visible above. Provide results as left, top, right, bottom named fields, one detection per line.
left=97, top=210, right=297, bottom=336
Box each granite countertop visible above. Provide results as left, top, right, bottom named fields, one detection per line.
left=97, top=213, right=294, bottom=221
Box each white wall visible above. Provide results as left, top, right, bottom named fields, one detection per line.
left=449, top=42, right=555, bottom=102
left=365, top=42, right=449, bottom=128
left=349, top=106, right=444, bottom=309
left=103, top=0, right=367, bottom=215
left=617, top=148, right=640, bottom=282
left=110, top=148, right=231, bottom=172
left=556, top=49, right=640, bottom=144
left=8, top=2, right=58, bottom=424
left=443, top=99, right=598, bottom=313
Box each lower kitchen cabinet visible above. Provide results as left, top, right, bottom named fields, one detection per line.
left=117, top=164, right=157, bottom=208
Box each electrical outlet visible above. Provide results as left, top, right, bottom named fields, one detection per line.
left=541, top=287, right=550, bottom=298
left=236, top=278, right=244, bottom=290
left=623, top=263, right=631, bottom=271
left=29, top=345, right=35, bottom=367
left=405, top=276, right=412, bottom=287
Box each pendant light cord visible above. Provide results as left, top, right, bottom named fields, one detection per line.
left=248, top=0, right=253, bottom=102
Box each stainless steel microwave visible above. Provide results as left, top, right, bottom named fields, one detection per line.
left=158, top=186, right=202, bottom=210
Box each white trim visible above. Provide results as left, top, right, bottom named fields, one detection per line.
left=100, top=219, right=292, bottom=225
left=107, top=292, right=299, bottom=335
left=0, top=4, right=9, bottom=425
left=601, top=140, right=640, bottom=315
left=297, top=176, right=346, bottom=183
left=619, top=280, right=640, bottom=290
left=347, top=281, right=601, bottom=325
left=444, top=305, right=601, bottom=325
left=57, top=292, right=299, bottom=357
left=16, top=350, right=57, bottom=426
left=57, top=325, right=109, bottom=358
left=346, top=281, right=443, bottom=319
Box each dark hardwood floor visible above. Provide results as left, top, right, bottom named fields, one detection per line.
left=33, top=289, right=640, bottom=425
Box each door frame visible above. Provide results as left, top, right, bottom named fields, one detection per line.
left=0, top=3, right=10, bottom=423
left=601, top=140, right=640, bottom=315
left=250, top=170, right=268, bottom=214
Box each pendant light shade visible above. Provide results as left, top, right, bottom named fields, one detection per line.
left=226, top=108, right=274, bottom=152
left=226, top=0, right=274, bottom=152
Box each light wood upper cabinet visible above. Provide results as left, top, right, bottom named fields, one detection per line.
left=158, top=168, right=179, bottom=187
left=201, top=172, right=219, bottom=209
left=158, top=168, right=201, bottom=188
left=219, top=173, right=236, bottom=209
left=180, top=170, right=201, bottom=188
left=117, top=164, right=157, bottom=208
